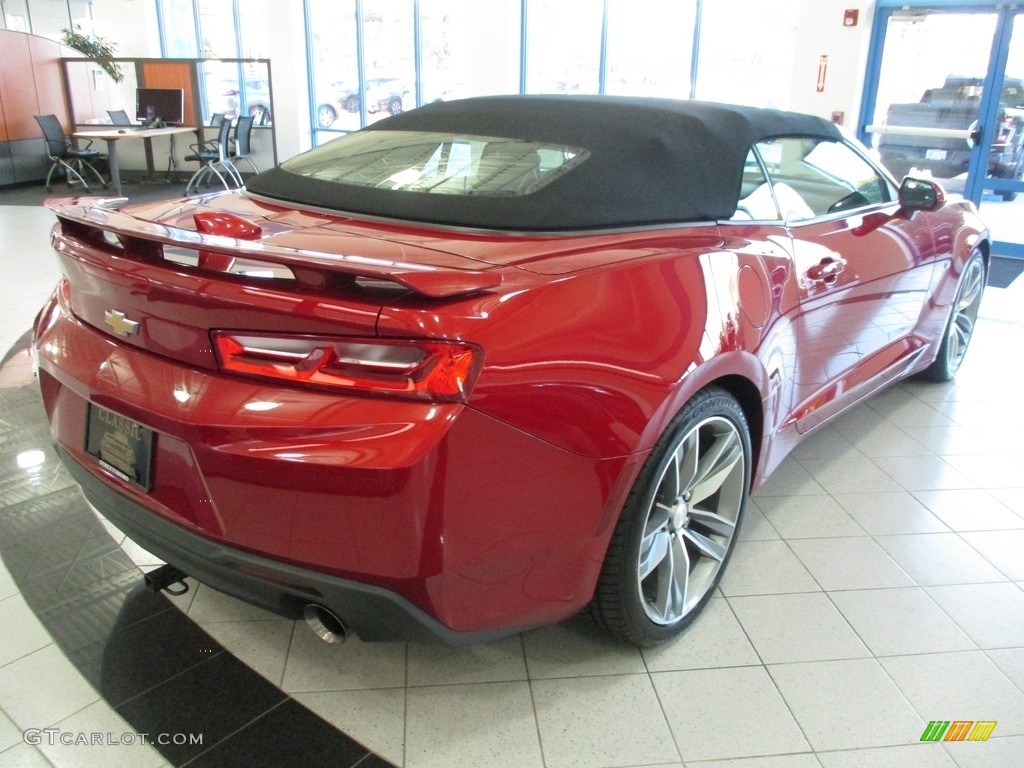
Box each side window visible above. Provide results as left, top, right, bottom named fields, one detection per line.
left=754, top=137, right=893, bottom=221
left=732, top=149, right=781, bottom=221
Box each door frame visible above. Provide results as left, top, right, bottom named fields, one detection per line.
left=858, top=0, right=1024, bottom=258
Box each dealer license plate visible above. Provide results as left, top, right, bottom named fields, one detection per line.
left=84, top=404, right=153, bottom=490
left=925, top=148, right=947, bottom=161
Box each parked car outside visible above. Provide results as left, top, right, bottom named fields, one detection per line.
left=878, top=76, right=1024, bottom=199
left=35, top=96, right=988, bottom=647
left=317, top=77, right=410, bottom=128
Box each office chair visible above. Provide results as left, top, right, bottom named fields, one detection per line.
left=34, top=114, right=107, bottom=192
left=229, top=115, right=260, bottom=177
left=183, top=119, right=239, bottom=194
left=107, top=109, right=132, bottom=126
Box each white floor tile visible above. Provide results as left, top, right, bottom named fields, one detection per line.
left=816, top=743, right=957, bottom=767
left=407, top=635, right=527, bottom=686
left=687, top=756, right=823, bottom=768
left=642, top=597, right=760, bottom=672
left=961, top=530, right=1024, bottom=580
left=719, top=540, right=820, bottom=596
left=294, top=689, right=406, bottom=766
left=737, top=501, right=781, bottom=541
left=756, top=494, right=868, bottom=539
left=0, top=743, right=53, bottom=768
left=751, top=458, right=825, bottom=497
left=0, top=597, right=54, bottom=668
left=653, top=665, right=809, bottom=762
left=833, top=491, right=949, bottom=535
left=939, top=734, right=1024, bottom=767
left=987, top=648, right=1024, bottom=692
left=280, top=624, right=406, bottom=693
left=829, top=588, right=976, bottom=657
left=794, top=457, right=904, bottom=496
left=878, top=455, right=976, bottom=491
left=768, top=658, right=924, bottom=751
left=0, top=710, right=19, bottom=753
left=880, top=652, right=1024, bottom=737
left=730, top=592, right=869, bottom=664
left=875, top=533, right=1006, bottom=586
left=405, top=681, right=543, bottom=768
left=0, top=644, right=99, bottom=730
left=788, top=537, right=914, bottom=591
left=533, top=674, right=679, bottom=768
left=926, top=583, right=1024, bottom=649
left=912, top=489, right=1024, bottom=532
left=523, top=624, right=645, bottom=680
left=34, top=700, right=165, bottom=768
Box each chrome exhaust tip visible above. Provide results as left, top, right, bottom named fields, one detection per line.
left=303, top=604, right=348, bottom=644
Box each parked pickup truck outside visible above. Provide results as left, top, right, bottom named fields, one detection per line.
left=878, top=76, right=1024, bottom=200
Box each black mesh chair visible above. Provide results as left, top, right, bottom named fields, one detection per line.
left=229, top=115, right=260, bottom=176
left=184, top=118, right=239, bottom=195
left=107, top=109, right=132, bottom=126
left=34, top=114, right=107, bottom=192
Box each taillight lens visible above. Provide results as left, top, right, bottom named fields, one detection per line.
left=211, top=332, right=480, bottom=402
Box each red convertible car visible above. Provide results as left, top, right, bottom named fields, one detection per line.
left=33, top=96, right=988, bottom=646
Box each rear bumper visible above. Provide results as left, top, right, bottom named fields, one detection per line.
left=35, top=291, right=634, bottom=639
left=62, top=446, right=518, bottom=645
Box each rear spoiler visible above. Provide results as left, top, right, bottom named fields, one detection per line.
left=46, top=198, right=503, bottom=299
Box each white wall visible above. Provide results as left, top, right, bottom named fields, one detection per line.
left=788, top=1, right=877, bottom=129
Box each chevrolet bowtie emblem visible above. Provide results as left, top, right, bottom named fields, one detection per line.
left=104, top=310, right=140, bottom=337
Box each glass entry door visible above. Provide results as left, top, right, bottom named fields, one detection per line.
left=974, top=12, right=1024, bottom=255
left=859, top=4, right=1024, bottom=258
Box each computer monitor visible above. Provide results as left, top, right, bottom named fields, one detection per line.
left=135, top=88, right=184, bottom=126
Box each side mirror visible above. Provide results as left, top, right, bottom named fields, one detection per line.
left=899, top=177, right=945, bottom=212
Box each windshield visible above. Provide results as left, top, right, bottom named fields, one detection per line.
left=281, top=130, right=589, bottom=197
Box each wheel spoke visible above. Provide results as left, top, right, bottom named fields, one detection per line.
left=639, top=527, right=670, bottom=581
left=670, top=431, right=699, bottom=501
left=687, top=508, right=736, bottom=538
left=688, top=429, right=742, bottom=505
left=653, top=533, right=690, bottom=621
left=680, top=525, right=727, bottom=562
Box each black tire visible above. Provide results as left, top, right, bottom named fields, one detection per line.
left=919, top=249, right=986, bottom=382
left=343, top=95, right=359, bottom=113
left=387, top=96, right=403, bottom=116
left=317, top=104, right=337, bottom=128
left=591, top=386, right=750, bottom=646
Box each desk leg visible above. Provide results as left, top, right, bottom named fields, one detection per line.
left=104, top=139, right=122, bottom=196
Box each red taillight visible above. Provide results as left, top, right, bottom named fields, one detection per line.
left=212, top=332, right=480, bottom=402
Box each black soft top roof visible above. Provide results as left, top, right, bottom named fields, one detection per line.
left=246, top=95, right=843, bottom=231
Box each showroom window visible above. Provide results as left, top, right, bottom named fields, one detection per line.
left=694, top=0, right=801, bottom=109
left=0, top=0, right=94, bottom=38
left=306, top=0, right=704, bottom=145
left=155, top=0, right=273, bottom=126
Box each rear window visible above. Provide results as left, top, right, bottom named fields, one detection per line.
left=281, top=130, right=589, bottom=197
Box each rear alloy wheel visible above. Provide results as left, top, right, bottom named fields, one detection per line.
left=317, top=104, right=337, bottom=128
left=592, top=386, right=750, bottom=646
left=919, top=250, right=986, bottom=382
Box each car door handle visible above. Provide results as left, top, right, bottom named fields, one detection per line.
left=807, top=257, right=846, bottom=284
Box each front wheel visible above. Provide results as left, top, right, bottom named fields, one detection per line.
left=591, top=386, right=750, bottom=646
left=919, top=250, right=986, bottom=382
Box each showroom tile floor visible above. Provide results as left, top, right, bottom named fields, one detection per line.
left=1, top=203, right=1023, bottom=768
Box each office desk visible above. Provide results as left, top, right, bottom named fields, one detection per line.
left=73, top=126, right=197, bottom=196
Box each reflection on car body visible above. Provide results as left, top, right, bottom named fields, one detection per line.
left=34, top=96, right=989, bottom=647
